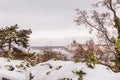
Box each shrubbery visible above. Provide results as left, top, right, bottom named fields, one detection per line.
left=35, top=50, right=66, bottom=62
left=72, top=70, right=86, bottom=80
left=59, top=78, right=72, bottom=80
left=86, top=51, right=98, bottom=68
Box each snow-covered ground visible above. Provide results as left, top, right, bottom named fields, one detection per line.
left=0, top=57, right=120, bottom=80
left=0, top=57, right=30, bottom=80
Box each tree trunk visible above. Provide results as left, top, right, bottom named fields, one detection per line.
left=8, top=38, right=11, bottom=52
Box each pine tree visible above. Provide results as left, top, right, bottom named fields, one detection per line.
left=0, top=24, right=32, bottom=56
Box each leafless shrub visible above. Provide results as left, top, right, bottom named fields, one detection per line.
left=35, top=50, right=66, bottom=62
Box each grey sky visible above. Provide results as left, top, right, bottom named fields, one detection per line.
left=0, top=0, right=94, bottom=46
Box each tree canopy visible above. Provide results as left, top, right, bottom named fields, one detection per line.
left=75, top=0, right=120, bottom=72
left=0, top=24, right=32, bottom=53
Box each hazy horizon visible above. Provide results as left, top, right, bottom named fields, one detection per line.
left=0, top=0, right=95, bottom=46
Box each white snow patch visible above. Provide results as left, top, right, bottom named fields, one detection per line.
left=0, top=57, right=120, bottom=80
left=28, top=60, right=120, bottom=80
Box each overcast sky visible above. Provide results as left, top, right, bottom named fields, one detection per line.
left=0, top=0, right=96, bottom=46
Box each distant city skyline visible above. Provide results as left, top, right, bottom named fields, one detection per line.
left=0, top=0, right=95, bottom=46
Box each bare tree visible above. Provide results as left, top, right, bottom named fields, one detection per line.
left=86, top=39, right=94, bottom=51
left=75, top=0, right=120, bottom=71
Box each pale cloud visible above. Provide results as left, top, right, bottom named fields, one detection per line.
left=30, top=28, right=91, bottom=39
left=0, top=0, right=95, bottom=46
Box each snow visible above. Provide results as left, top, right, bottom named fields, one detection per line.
left=0, top=57, right=29, bottom=80
left=0, top=57, right=120, bottom=80
left=0, top=69, right=26, bottom=80
left=28, top=60, right=120, bottom=80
